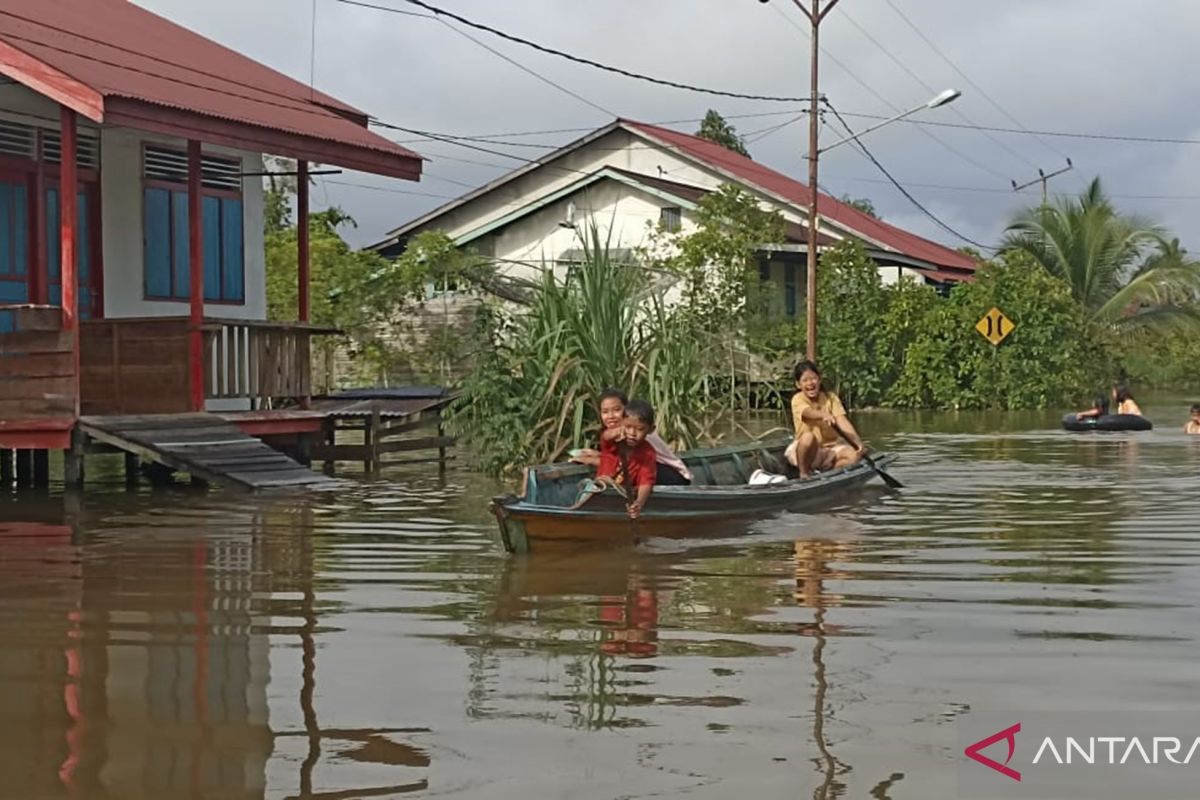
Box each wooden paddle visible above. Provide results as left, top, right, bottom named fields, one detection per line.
left=830, top=420, right=903, bottom=490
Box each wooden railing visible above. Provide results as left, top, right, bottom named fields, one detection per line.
left=78, top=317, right=333, bottom=415
left=203, top=318, right=336, bottom=409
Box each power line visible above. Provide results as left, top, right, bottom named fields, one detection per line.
left=833, top=4, right=1040, bottom=171
left=767, top=3, right=1011, bottom=183
left=836, top=174, right=1200, bottom=202
left=336, top=0, right=809, bottom=103
left=823, top=99, right=995, bottom=251
left=882, top=0, right=1072, bottom=163
left=417, top=7, right=615, bottom=117
left=323, top=178, right=456, bottom=198
left=837, top=112, right=1200, bottom=146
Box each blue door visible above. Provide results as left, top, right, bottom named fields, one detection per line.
left=0, top=179, right=31, bottom=332
left=46, top=187, right=94, bottom=319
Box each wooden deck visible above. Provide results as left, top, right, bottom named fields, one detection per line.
left=77, top=413, right=336, bottom=491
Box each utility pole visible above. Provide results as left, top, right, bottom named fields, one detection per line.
left=1012, top=159, right=1073, bottom=205
left=776, top=0, right=841, bottom=361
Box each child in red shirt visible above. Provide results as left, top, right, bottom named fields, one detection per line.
left=596, top=399, right=657, bottom=519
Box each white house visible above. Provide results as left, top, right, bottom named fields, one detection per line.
left=371, top=118, right=978, bottom=314
left=0, top=0, right=422, bottom=450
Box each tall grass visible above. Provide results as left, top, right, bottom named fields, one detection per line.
left=447, top=225, right=750, bottom=475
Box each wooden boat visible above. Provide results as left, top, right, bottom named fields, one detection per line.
left=489, top=438, right=897, bottom=553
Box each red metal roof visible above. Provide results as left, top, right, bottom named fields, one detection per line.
left=622, top=120, right=977, bottom=273
left=0, top=0, right=421, bottom=180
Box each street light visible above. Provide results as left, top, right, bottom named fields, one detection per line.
left=801, top=87, right=959, bottom=361
left=817, top=89, right=961, bottom=155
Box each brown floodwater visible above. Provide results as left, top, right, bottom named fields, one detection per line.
left=3, top=398, right=1200, bottom=799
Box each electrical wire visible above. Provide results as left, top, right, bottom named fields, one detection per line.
left=766, top=3, right=1011, bottom=183
left=336, top=0, right=809, bottom=103
left=823, top=99, right=996, bottom=251
left=882, top=0, right=1073, bottom=164
left=833, top=4, right=1040, bottom=171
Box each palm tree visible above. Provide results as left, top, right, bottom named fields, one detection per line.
left=1003, top=177, right=1200, bottom=336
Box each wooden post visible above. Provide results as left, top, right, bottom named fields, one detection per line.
left=188, top=140, right=205, bottom=412
left=33, top=449, right=50, bottom=487
left=124, top=452, right=139, bottom=488
left=0, top=449, right=12, bottom=485
left=437, top=416, right=447, bottom=476
left=64, top=427, right=85, bottom=488
left=365, top=409, right=379, bottom=475
left=15, top=450, right=33, bottom=486
left=321, top=419, right=336, bottom=477
left=297, top=160, right=310, bottom=323
left=60, top=107, right=80, bottom=416
left=33, top=130, right=47, bottom=305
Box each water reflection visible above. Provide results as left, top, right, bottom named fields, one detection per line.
left=4, top=404, right=1200, bottom=798
left=0, top=497, right=436, bottom=800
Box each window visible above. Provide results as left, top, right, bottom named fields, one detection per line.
left=142, top=145, right=244, bottom=303
left=660, top=206, right=682, bottom=233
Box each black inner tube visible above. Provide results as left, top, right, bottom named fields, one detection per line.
left=1062, top=413, right=1153, bottom=432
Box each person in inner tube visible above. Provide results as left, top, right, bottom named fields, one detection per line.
left=1185, top=403, right=1200, bottom=434
left=1075, top=393, right=1110, bottom=420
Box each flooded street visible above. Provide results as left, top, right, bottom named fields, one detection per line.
left=3, top=399, right=1200, bottom=799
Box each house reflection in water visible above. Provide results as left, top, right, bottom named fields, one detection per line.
left=0, top=512, right=275, bottom=798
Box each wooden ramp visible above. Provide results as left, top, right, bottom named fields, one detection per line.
left=78, top=413, right=336, bottom=491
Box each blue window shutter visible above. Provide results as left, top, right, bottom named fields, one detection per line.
left=143, top=187, right=172, bottom=298
left=202, top=195, right=221, bottom=301
left=46, top=188, right=60, bottom=280
left=14, top=184, right=28, bottom=278
left=0, top=183, right=11, bottom=276
left=222, top=198, right=244, bottom=302
left=171, top=190, right=189, bottom=298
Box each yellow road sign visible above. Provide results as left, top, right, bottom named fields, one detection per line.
left=975, top=307, right=1014, bottom=346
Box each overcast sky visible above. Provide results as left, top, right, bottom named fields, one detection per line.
left=136, top=0, right=1200, bottom=251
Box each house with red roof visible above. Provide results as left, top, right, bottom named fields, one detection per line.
left=372, top=118, right=977, bottom=314
left=0, top=0, right=422, bottom=465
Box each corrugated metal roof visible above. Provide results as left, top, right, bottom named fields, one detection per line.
left=0, top=0, right=421, bottom=177
left=623, top=120, right=978, bottom=273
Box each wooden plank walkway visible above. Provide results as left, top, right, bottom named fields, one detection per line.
left=78, top=413, right=336, bottom=491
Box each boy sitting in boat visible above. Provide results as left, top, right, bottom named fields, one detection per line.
left=595, top=399, right=659, bottom=520
left=786, top=360, right=865, bottom=478
left=572, top=388, right=692, bottom=485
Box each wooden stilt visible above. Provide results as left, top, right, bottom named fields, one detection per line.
left=64, top=429, right=85, bottom=488
left=437, top=418, right=447, bottom=476
left=364, top=410, right=379, bottom=475
left=321, top=420, right=336, bottom=477
left=124, top=452, right=139, bottom=487
left=15, top=450, right=32, bottom=486
left=33, top=450, right=50, bottom=487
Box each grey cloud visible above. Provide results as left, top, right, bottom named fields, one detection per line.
left=137, top=0, right=1200, bottom=251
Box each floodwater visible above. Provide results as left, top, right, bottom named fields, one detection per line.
left=3, top=398, right=1200, bottom=799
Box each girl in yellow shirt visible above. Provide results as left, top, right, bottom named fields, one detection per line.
left=785, top=360, right=865, bottom=478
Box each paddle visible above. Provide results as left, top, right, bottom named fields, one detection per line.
left=830, top=420, right=903, bottom=490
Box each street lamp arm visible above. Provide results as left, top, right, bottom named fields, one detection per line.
left=817, top=89, right=960, bottom=154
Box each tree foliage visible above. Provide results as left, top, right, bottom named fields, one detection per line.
left=696, top=110, right=750, bottom=158
left=840, top=195, right=879, bottom=219
left=447, top=226, right=724, bottom=476
left=264, top=178, right=490, bottom=385
left=1003, top=177, right=1200, bottom=339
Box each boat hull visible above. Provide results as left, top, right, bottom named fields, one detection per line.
left=490, top=444, right=895, bottom=553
